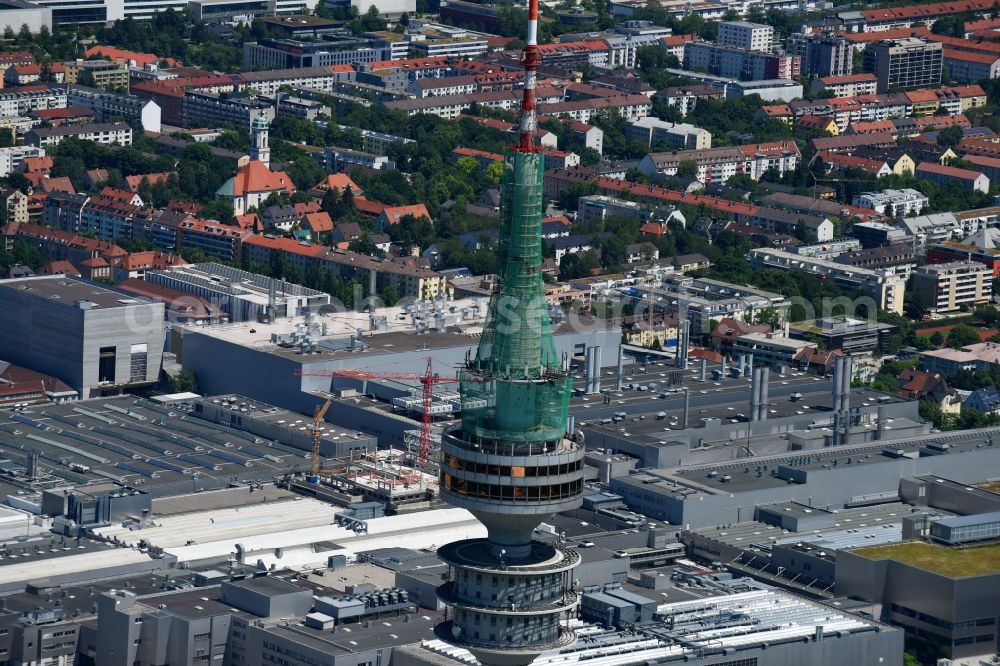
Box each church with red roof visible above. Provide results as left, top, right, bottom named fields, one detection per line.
left=215, top=117, right=295, bottom=215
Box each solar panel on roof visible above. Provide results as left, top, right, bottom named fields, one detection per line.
left=146, top=458, right=188, bottom=474
left=208, top=449, right=251, bottom=466
left=177, top=453, right=221, bottom=471
left=115, top=462, right=159, bottom=478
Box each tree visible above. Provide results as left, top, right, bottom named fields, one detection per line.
left=948, top=324, right=980, bottom=349
left=167, top=369, right=199, bottom=393
left=486, top=160, right=504, bottom=184
left=380, top=284, right=398, bottom=306
left=936, top=124, right=964, bottom=148
left=676, top=159, right=700, bottom=180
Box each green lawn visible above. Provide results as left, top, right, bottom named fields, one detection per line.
left=852, top=542, right=1000, bottom=578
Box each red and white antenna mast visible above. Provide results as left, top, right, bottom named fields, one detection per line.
left=517, top=0, right=541, bottom=153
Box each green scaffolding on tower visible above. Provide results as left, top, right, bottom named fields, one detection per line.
left=460, top=150, right=571, bottom=444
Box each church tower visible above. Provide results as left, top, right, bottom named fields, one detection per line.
left=250, top=115, right=270, bottom=168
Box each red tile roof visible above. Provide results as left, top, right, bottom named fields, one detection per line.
left=302, top=211, right=334, bottom=233
left=85, top=45, right=178, bottom=68
left=863, top=0, right=995, bottom=22
left=229, top=161, right=295, bottom=197
left=311, top=173, right=362, bottom=196
left=381, top=203, right=431, bottom=224
left=125, top=171, right=175, bottom=192
left=917, top=161, right=986, bottom=179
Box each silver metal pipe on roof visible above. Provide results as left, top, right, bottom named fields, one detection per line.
left=750, top=367, right=760, bottom=422
left=841, top=355, right=852, bottom=414
left=758, top=367, right=770, bottom=421
left=617, top=345, right=624, bottom=392
left=832, top=356, right=843, bottom=414
left=683, top=387, right=690, bottom=428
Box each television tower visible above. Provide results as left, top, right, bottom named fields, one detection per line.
left=435, top=2, right=585, bottom=663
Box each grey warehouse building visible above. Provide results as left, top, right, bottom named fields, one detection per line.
left=611, top=428, right=1000, bottom=528
left=0, top=276, right=164, bottom=399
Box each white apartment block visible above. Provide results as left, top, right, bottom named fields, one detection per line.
left=0, top=87, right=66, bottom=118
left=67, top=85, right=161, bottom=133
left=853, top=189, right=929, bottom=218
left=25, top=122, right=132, bottom=148
left=913, top=261, right=993, bottom=313
left=748, top=248, right=906, bottom=314
left=717, top=21, right=773, bottom=51
left=626, top=117, right=712, bottom=150
left=0, top=145, right=44, bottom=178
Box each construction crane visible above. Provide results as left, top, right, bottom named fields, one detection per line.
left=297, top=357, right=458, bottom=467
left=307, top=396, right=334, bottom=484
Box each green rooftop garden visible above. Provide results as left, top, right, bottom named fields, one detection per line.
left=852, top=542, right=1000, bottom=578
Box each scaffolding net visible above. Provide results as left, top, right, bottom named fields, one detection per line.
left=461, top=150, right=570, bottom=444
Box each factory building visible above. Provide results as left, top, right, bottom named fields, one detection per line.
left=145, top=262, right=330, bottom=322
left=0, top=276, right=164, bottom=399
left=611, top=428, right=1000, bottom=528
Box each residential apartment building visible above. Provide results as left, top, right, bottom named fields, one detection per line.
left=913, top=260, right=992, bottom=312
left=66, top=84, right=161, bottom=132
left=243, top=235, right=447, bottom=300
left=654, top=85, right=723, bottom=118
left=637, top=141, right=799, bottom=183
left=0, top=145, right=44, bottom=178
left=811, top=73, right=878, bottom=97
left=748, top=247, right=906, bottom=314
left=24, top=122, right=132, bottom=148
left=70, top=59, right=129, bottom=90
left=78, top=187, right=149, bottom=242
left=684, top=42, right=799, bottom=81
left=943, top=49, right=1000, bottom=83
left=863, top=38, right=943, bottom=93
left=716, top=21, right=773, bottom=51
left=0, top=85, right=66, bottom=118
left=577, top=195, right=651, bottom=226
left=928, top=241, right=1000, bottom=278
left=182, top=90, right=274, bottom=129
left=626, top=117, right=711, bottom=150
left=853, top=189, right=929, bottom=217
left=788, top=31, right=853, bottom=77
left=852, top=221, right=911, bottom=248
left=0, top=188, right=27, bottom=224
left=134, top=210, right=248, bottom=264
left=916, top=162, right=990, bottom=192
left=537, top=94, right=652, bottom=124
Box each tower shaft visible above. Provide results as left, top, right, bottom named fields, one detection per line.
left=436, top=2, right=584, bottom=661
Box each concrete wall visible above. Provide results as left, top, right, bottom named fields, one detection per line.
left=900, top=477, right=1000, bottom=515
left=0, top=5, right=52, bottom=33
left=836, top=550, right=1000, bottom=659
left=220, top=580, right=313, bottom=618
left=180, top=324, right=621, bottom=443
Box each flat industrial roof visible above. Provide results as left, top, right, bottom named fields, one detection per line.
left=626, top=427, right=1000, bottom=498
left=0, top=275, right=158, bottom=310
left=0, top=396, right=307, bottom=497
